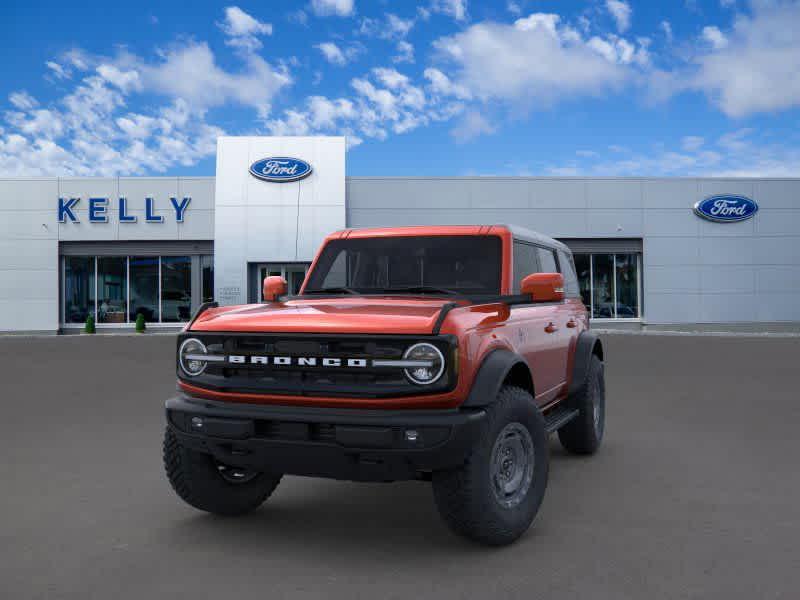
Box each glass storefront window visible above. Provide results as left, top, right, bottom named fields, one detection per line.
left=591, top=254, right=615, bottom=319
left=572, top=252, right=641, bottom=319
left=573, top=254, right=591, bottom=309
left=64, top=256, right=95, bottom=324
left=97, top=257, right=127, bottom=323
left=130, top=256, right=159, bottom=322
left=201, top=255, right=214, bottom=303
left=161, top=256, right=191, bottom=322
left=615, top=254, right=640, bottom=318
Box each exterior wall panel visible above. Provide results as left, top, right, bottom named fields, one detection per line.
left=0, top=168, right=798, bottom=332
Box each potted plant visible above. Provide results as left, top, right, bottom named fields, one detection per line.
left=84, top=314, right=95, bottom=334
left=135, top=313, right=146, bottom=333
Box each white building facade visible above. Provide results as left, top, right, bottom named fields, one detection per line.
left=0, top=136, right=797, bottom=333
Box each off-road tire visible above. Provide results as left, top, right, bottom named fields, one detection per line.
left=558, top=354, right=605, bottom=455
left=432, top=386, right=549, bottom=546
left=163, top=427, right=281, bottom=516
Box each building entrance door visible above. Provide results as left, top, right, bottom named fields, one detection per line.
left=248, top=263, right=310, bottom=302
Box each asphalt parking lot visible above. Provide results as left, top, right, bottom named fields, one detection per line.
left=1, top=333, right=799, bottom=599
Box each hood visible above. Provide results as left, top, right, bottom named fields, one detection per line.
left=190, top=297, right=461, bottom=335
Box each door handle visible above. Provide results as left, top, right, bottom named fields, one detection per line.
left=566, top=319, right=577, bottom=328
left=545, top=322, right=559, bottom=333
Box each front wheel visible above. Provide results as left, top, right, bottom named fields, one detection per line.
left=163, top=428, right=282, bottom=516
left=432, top=386, right=549, bottom=546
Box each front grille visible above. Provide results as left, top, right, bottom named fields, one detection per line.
left=179, top=333, right=456, bottom=399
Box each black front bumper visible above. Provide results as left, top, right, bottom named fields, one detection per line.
left=166, top=394, right=486, bottom=482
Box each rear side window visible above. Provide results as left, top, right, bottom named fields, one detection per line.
left=558, top=250, right=580, bottom=298
left=513, top=241, right=539, bottom=292
left=537, top=247, right=558, bottom=273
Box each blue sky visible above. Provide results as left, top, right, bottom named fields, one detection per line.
left=1, top=0, right=798, bottom=177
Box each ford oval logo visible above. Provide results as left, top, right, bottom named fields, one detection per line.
left=249, top=157, right=312, bottom=182
left=693, top=195, right=758, bottom=223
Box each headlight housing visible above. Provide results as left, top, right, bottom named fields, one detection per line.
left=403, top=342, right=445, bottom=385
left=179, top=338, right=208, bottom=376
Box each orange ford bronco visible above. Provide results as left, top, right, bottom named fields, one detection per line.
left=164, top=225, right=605, bottom=545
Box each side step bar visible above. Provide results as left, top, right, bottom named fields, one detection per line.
left=544, top=407, right=579, bottom=434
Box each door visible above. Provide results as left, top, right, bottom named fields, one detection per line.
left=250, top=263, right=310, bottom=302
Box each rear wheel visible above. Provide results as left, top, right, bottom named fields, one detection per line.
left=558, top=354, right=605, bottom=455
left=432, top=386, right=549, bottom=546
left=163, top=427, right=282, bottom=516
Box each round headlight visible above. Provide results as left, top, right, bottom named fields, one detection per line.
left=179, top=338, right=208, bottom=376
left=403, top=342, right=445, bottom=385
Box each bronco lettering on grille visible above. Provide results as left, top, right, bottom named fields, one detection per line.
left=227, top=355, right=369, bottom=368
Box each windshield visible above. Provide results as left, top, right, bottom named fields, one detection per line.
left=304, top=235, right=502, bottom=296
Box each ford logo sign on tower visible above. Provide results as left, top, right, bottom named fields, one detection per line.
left=249, top=157, right=313, bottom=182
left=694, top=195, right=758, bottom=223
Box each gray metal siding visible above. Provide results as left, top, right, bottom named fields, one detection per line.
left=347, top=177, right=800, bottom=324
left=59, top=240, right=213, bottom=256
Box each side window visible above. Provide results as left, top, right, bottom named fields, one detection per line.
left=558, top=250, right=580, bottom=297
left=513, top=241, right=539, bottom=293
left=537, top=247, right=558, bottom=273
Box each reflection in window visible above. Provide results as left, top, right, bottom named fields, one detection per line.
left=574, top=254, right=591, bottom=309
left=591, top=254, right=614, bottom=319
left=161, top=256, right=191, bottom=322
left=64, top=256, right=95, bottom=323
left=201, top=255, right=214, bottom=303
left=130, top=256, right=159, bottom=322
left=615, top=254, right=639, bottom=318
left=97, top=257, right=127, bottom=323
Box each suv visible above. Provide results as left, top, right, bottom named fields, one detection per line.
left=164, top=225, right=605, bottom=545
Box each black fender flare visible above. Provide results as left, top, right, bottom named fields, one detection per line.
left=568, top=331, right=604, bottom=398
left=462, top=349, right=532, bottom=408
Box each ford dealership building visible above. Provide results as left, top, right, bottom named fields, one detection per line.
left=0, top=136, right=798, bottom=333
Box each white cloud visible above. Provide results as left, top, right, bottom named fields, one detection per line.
left=314, top=42, right=363, bottom=66
left=0, top=29, right=288, bottom=175
left=359, top=13, right=415, bottom=41
left=310, top=0, right=354, bottom=17
left=507, top=1, right=522, bottom=16
left=681, top=135, right=705, bottom=152
left=45, top=61, right=71, bottom=80
left=393, top=41, right=415, bottom=63
left=690, top=1, right=800, bottom=116
left=701, top=25, right=728, bottom=49
left=451, top=110, right=496, bottom=142
left=386, top=14, right=414, bottom=38
left=218, top=6, right=272, bottom=51
left=266, top=66, right=463, bottom=145
left=432, top=13, right=639, bottom=107
left=140, top=42, right=290, bottom=116
left=546, top=128, right=800, bottom=177
left=660, top=20, right=673, bottom=43
left=606, top=0, right=632, bottom=33
left=9, top=91, right=38, bottom=111
left=430, top=0, right=468, bottom=21
left=423, top=67, right=472, bottom=100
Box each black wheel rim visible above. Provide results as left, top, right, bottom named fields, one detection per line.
left=592, top=368, right=605, bottom=439
left=490, top=422, right=535, bottom=509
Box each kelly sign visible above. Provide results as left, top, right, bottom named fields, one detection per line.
left=58, top=197, right=191, bottom=223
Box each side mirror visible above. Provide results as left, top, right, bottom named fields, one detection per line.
left=521, top=272, right=564, bottom=303
left=263, top=276, right=288, bottom=302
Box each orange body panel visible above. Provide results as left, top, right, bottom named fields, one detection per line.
left=182, top=225, right=588, bottom=410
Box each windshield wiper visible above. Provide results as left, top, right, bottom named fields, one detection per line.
left=303, top=286, right=360, bottom=295
left=381, top=285, right=460, bottom=296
